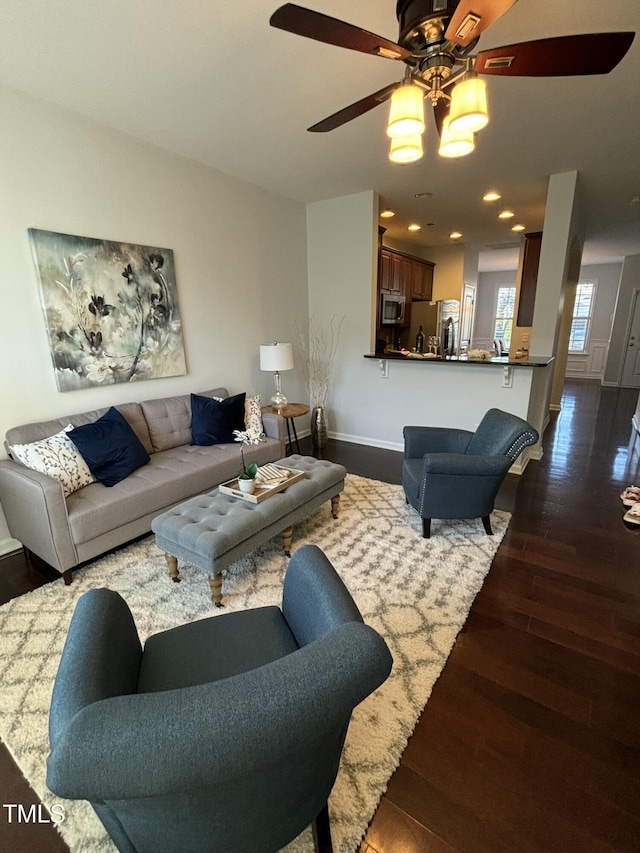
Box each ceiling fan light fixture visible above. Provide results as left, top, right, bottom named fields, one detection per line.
left=438, top=115, right=475, bottom=158
left=387, top=82, right=425, bottom=138
left=449, top=76, right=489, bottom=134
left=388, top=133, right=423, bottom=164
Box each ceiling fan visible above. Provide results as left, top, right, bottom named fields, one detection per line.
left=269, top=1, right=634, bottom=161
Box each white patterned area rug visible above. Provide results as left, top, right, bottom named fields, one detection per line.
left=0, top=474, right=510, bottom=853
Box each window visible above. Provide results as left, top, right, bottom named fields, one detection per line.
left=569, top=281, right=596, bottom=352
left=493, top=286, right=516, bottom=351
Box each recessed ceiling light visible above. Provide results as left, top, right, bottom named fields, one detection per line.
left=629, top=196, right=640, bottom=206
left=498, top=209, right=515, bottom=219
left=483, top=191, right=501, bottom=202
left=414, top=191, right=433, bottom=198
left=380, top=209, right=395, bottom=218
left=408, top=223, right=421, bottom=232
left=450, top=231, right=463, bottom=239
left=511, top=223, right=526, bottom=232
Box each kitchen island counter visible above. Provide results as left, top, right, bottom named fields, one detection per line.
left=364, top=352, right=554, bottom=368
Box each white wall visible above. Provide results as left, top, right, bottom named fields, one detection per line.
left=565, top=262, right=621, bottom=380
left=306, top=192, right=541, bottom=453
left=0, top=84, right=309, bottom=553
left=604, top=254, right=640, bottom=386
left=530, top=171, right=584, bottom=359
left=306, top=191, right=379, bottom=441
left=429, top=245, right=465, bottom=300
left=473, top=269, right=517, bottom=350
left=475, top=262, right=623, bottom=382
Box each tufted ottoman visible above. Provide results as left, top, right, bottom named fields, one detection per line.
left=151, top=455, right=346, bottom=606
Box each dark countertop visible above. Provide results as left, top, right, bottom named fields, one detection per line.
left=364, top=352, right=554, bottom=367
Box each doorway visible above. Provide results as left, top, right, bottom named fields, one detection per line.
left=620, top=288, right=640, bottom=388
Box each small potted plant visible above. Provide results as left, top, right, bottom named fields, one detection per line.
left=233, top=428, right=266, bottom=494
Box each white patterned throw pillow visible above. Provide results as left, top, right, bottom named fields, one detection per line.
left=213, top=394, right=263, bottom=435
left=10, top=426, right=96, bottom=497
left=245, top=394, right=263, bottom=434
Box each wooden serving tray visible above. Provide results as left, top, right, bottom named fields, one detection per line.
left=218, top=467, right=305, bottom=503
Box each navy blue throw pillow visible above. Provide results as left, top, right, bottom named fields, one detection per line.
left=191, top=393, right=246, bottom=445
left=68, top=407, right=150, bottom=487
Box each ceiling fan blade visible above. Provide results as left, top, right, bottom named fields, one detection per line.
left=475, top=32, right=635, bottom=76
left=445, top=0, right=518, bottom=47
left=308, top=83, right=401, bottom=132
left=270, top=4, right=410, bottom=60
left=433, top=99, right=449, bottom=137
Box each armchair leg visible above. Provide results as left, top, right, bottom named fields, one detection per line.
left=311, top=802, right=333, bottom=853
left=422, top=518, right=431, bottom=538
left=481, top=515, right=493, bottom=536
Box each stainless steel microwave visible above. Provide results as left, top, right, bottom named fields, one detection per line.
left=380, top=293, right=405, bottom=325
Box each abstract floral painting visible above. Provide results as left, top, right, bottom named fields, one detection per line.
left=28, top=228, right=187, bottom=391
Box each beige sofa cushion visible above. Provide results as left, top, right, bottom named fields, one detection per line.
left=65, top=437, right=281, bottom=544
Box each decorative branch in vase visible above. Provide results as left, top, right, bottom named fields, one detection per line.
left=296, top=315, right=344, bottom=448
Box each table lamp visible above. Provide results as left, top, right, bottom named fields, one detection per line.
left=260, top=342, right=294, bottom=411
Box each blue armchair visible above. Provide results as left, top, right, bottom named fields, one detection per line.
left=46, top=544, right=392, bottom=853
left=403, top=408, right=539, bottom=538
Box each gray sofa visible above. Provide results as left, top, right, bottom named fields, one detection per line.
left=0, top=388, right=285, bottom=583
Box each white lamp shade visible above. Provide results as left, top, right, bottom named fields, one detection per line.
left=260, top=342, right=294, bottom=372
left=449, top=77, right=489, bottom=134
left=388, top=133, right=423, bottom=164
left=387, top=83, right=425, bottom=138
left=438, top=115, right=475, bottom=158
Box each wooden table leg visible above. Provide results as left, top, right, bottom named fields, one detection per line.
left=282, top=526, right=293, bottom=557
left=331, top=494, right=340, bottom=519
left=208, top=573, right=224, bottom=607
left=165, top=553, right=180, bottom=583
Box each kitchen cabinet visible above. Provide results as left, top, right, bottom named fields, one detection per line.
left=411, top=261, right=433, bottom=301
left=378, top=246, right=434, bottom=333
left=380, top=248, right=433, bottom=301
left=517, top=231, right=543, bottom=327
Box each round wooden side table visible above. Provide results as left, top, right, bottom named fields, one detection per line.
left=262, top=403, right=309, bottom=455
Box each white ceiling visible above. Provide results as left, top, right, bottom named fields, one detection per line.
left=1, top=0, right=639, bottom=271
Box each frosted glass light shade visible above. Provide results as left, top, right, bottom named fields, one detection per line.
left=387, top=83, right=425, bottom=138
left=259, top=342, right=294, bottom=372
left=438, top=115, right=475, bottom=158
left=389, top=133, right=423, bottom=164
left=449, top=77, right=489, bottom=134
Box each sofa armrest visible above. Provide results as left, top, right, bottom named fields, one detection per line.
left=261, top=412, right=286, bottom=458
left=0, top=459, right=77, bottom=572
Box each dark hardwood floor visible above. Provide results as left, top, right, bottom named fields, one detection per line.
left=1, top=378, right=639, bottom=852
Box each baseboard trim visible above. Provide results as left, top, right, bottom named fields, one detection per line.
left=0, top=536, right=21, bottom=558
left=330, top=431, right=404, bottom=453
